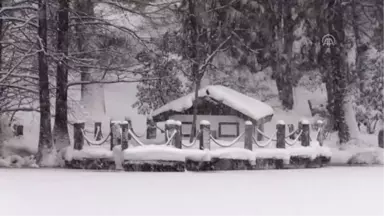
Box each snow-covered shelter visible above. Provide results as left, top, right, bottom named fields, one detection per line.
left=150, top=85, right=274, bottom=139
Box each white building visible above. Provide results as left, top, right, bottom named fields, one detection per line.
left=150, top=85, right=274, bottom=140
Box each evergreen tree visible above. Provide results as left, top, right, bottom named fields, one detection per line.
left=132, top=48, right=187, bottom=115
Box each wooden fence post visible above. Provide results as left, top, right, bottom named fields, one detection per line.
left=94, top=122, right=102, bottom=141
left=301, top=119, right=310, bottom=147
left=74, top=122, right=85, bottom=150
left=165, top=119, right=174, bottom=142
left=110, top=121, right=121, bottom=150
left=288, top=124, right=295, bottom=139
left=174, top=121, right=182, bottom=149
left=146, top=118, right=157, bottom=139
left=244, top=121, right=253, bottom=151
left=121, top=121, right=129, bottom=150
left=199, top=120, right=211, bottom=150
left=276, top=120, right=286, bottom=149
left=316, top=120, right=325, bottom=146
left=379, top=129, right=383, bottom=148
left=110, top=121, right=114, bottom=150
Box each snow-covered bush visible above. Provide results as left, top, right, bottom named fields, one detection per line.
left=347, top=150, right=384, bottom=165
left=296, top=70, right=323, bottom=93
left=0, top=155, right=39, bottom=168
left=354, top=105, right=382, bottom=134
left=0, top=119, right=39, bottom=167
left=354, top=48, right=384, bottom=134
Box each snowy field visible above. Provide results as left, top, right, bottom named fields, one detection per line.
left=0, top=167, right=383, bottom=216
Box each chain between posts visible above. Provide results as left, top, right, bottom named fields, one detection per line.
left=182, top=130, right=201, bottom=148
left=81, top=128, right=111, bottom=146
left=210, top=132, right=245, bottom=147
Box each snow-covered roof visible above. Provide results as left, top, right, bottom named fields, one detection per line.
left=151, top=85, right=274, bottom=122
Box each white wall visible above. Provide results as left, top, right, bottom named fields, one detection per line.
left=169, top=114, right=246, bottom=141
left=12, top=82, right=147, bottom=146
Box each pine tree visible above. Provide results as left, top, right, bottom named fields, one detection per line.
left=132, top=49, right=187, bottom=115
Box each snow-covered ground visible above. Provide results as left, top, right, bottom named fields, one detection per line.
left=0, top=167, right=383, bottom=216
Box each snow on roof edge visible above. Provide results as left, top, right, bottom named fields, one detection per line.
left=151, top=85, right=274, bottom=122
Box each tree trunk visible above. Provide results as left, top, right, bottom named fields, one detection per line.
left=343, top=0, right=361, bottom=140
left=53, top=0, right=70, bottom=150
left=316, top=3, right=336, bottom=131
left=74, top=0, right=93, bottom=102
left=327, top=0, right=350, bottom=144
left=324, top=59, right=336, bottom=130
left=187, top=0, right=200, bottom=142
left=351, top=0, right=365, bottom=92
left=190, top=71, right=201, bottom=142
left=283, top=0, right=296, bottom=110
left=37, top=0, right=55, bottom=166
left=275, top=0, right=294, bottom=110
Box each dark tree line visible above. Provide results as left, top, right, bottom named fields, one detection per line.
left=134, top=0, right=383, bottom=144
left=0, top=0, right=383, bottom=166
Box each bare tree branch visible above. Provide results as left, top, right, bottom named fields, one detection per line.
left=66, top=77, right=168, bottom=89
left=0, top=107, right=40, bottom=113
left=0, top=16, right=38, bottom=28
left=198, top=35, right=232, bottom=73
left=0, top=83, right=38, bottom=94
left=0, top=6, right=37, bottom=14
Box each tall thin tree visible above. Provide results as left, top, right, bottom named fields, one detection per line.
left=53, top=0, right=70, bottom=150
left=186, top=0, right=201, bottom=142
left=37, top=0, right=54, bottom=165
